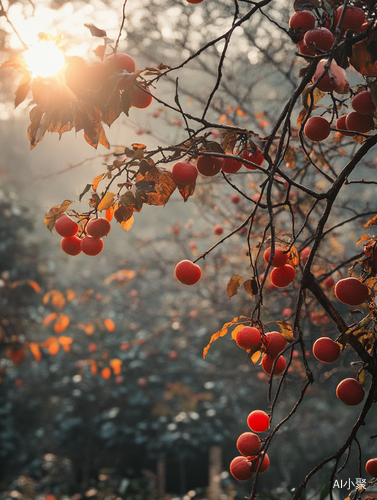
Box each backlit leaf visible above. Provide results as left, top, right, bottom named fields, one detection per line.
left=203, top=316, right=249, bottom=359
left=364, top=215, right=377, bottom=228
left=93, top=174, right=106, bottom=192
left=275, top=321, right=294, bottom=342
left=97, top=192, right=115, bottom=211
left=251, top=350, right=261, bottom=364
left=231, top=324, right=246, bottom=340
left=178, top=184, right=195, bottom=202
left=106, top=206, right=114, bottom=221
left=15, top=75, right=31, bottom=108
left=356, top=234, right=371, bottom=245
left=287, top=245, right=299, bottom=267
left=29, top=342, right=41, bottom=362
left=227, top=275, right=242, bottom=299
left=121, top=215, right=134, bottom=231
left=84, top=23, right=107, bottom=38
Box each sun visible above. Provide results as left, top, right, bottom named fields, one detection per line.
left=24, top=40, right=65, bottom=78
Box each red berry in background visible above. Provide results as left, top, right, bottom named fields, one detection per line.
left=304, top=28, right=334, bottom=53
left=172, top=161, right=198, bottom=186
left=222, top=156, right=242, bottom=174
left=81, top=236, right=104, bottom=256
left=323, top=275, right=335, bottom=289
left=86, top=217, right=111, bottom=238
left=346, top=112, right=373, bottom=134
left=250, top=452, right=270, bottom=474
left=262, top=354, right=286, bottom=375
left=289, top=10, right=316, bottom=31
left=241, top=148, right=264, bottom=169
left=236, top=432, right=261, bottom=456
left=282, top=307, right=292, bottom=317
left=231, top=194, right=241, bottom=204
left=235, top=326, right=261, bottom=350
left=247, top=410, right=270, bottom=433
left=55, top=213, right=79, bottom=237
left=351, top=91, right=376, bottom=115
left=196, top=155, right=223, bottom=176
left=366, top=458, right=377, bottom=477
left=229, top=456, right=253, bottom=481
left=335, top=6, right=366, bottom=32
left=312, top=337, right=340, bottom=363
left=61, top=235, right=82, bottom=256
left=174, top=260, right=201, bottom=285
left=214, top=224, right=224, bottom=235
left=265, top=331, right=287, bottom=358
left=336, top=378, right=365, bottom=406
left=304, top=116, right=331, bottom=141
left=334, top=277, right=369, bottom=306
left=263, top=246, right=289, bottom=267
left=270, top=265, right=296, bottom=288
left=132, top=85, right=153, bottom=108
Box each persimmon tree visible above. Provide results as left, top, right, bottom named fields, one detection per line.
left=1, top=0, right=377, bottom=498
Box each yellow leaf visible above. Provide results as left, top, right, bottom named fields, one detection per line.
left=251, top=350, right=261, bottom=364
left=275, top=321, right=294, bottom=342
left=97, top=192, right=115, bottom=211
left=121, top=215, right=134, bottom=231
left=356, top=234, right=371, bottom=246
left=92, top=173, right=105, bottom=192
left=109, top=358, right=122, bottom=375
left=231, top=324, right=246, bottom=340
left=44, top=200, right=73, bottom=232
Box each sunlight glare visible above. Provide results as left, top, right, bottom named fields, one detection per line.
left=24, top=41, right=65, bottom=78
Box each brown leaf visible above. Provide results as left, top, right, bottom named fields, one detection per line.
left=364, top=215, right=377, bottom=228
left=284, top=146, right=296, bottom=168
left=275, top=321, right=294, bottom=342
left=244, top=278, right=258, bottom=296
left=287, top=245, right=299, bottom=267
left=102, top=94, right=123, bottom=126
left=227, top=275, right=242, bottom=299
left=44, top=200, right=73, bottom=232
left=350, top=39, right=377, bottom=78
left=137, top=167, right=176, bottom=206
left=178, top=184, right=195, bottom=202
left=120, top=216, right=134, bottom=231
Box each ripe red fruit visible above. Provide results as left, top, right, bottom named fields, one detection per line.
left=186, top=0, right=204, bottom=3
left=262, top=354, right=286, bottom=375
left=336, top=378, right=365, bottom=406
left=335, top=6, right=366, bottom=32
left=229, top=456, right=253, bottom=481
left=61, top=235, right=82, bottom=256
left=174, top=260, right=201, bottom=285
left=366, top=458, right=377, bottom=477
left=81, top=236, right=104, bottom=256
left=132, top=85, right=153, bottom=109
left=313, top=60, right=347, bottom=93
left=236, top=432, right=261, bottom=456
left=250, top=452, right=270, bottom=474
left=304, top=116, right=331, bottom=142
left=297, top=40, right=316, bottom=57
left=86, top=218, right=111, bottom=238
left=103, top=53, right=136, bottom=73
left=172, top=161, right=198, bottom=186
left=346, top=112, right=374, bottom=134
left=323, top=275, right=335, bottom=289
left=270, top=265, right=296, bottom=288
left=241, top=148, right=264, bottom=169
left=334, top=277, right=369, bottom=306
left=351, top=91, right=376, bottom=115
left=336, top=115, right=352, bottom=136
left=214, top=224, right=223, bottom=235
left=231, top=194, right=241, bottom=204
left=300, top=246, right=311, bottom=264
left=263, top=246, right=289, bottom=268
left=289, top=10, right=316, bottom=31
left=235, top=326, right=261, bottom=350
left=196, top=155, right=223, bottom=176
left=265, top=332, right=287, bottom=358
left=312, top=337, right=340, bottom=363
left=247, top=410, right=270, bottom=433
left=222, top=157, right=242, bottom=174
left=304, top=28, right=334, bottom=53
left=55, top=214, right=79, bottom=237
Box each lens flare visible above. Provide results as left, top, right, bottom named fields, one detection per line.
left=24, top=41, right=65, bottom=78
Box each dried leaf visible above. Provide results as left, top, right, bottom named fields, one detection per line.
left=178, top=184, right=195, bottom=202
left=227, top=275, right=242, bottom=299
left=284, top=146, right=296, bottom=169
left=244, top=278, right=258, bottom=297
left=120, top=215, right=134, bottom=231
left=287, top=245, right=299, bottom=267
left=84, top=23, right=107, bottom=38
left=44, top=200, right=73, bottom=232
left=364, top=215, right=377, bottom=228
left=104, top=318, right=115, bottom=332
left=29, top=342, right=41, bottom=362
left=350, top=39, right=377, bottom=78
left=15, top=75, right=31, bottom=108
left=203, top=316, right=249, bottom=359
